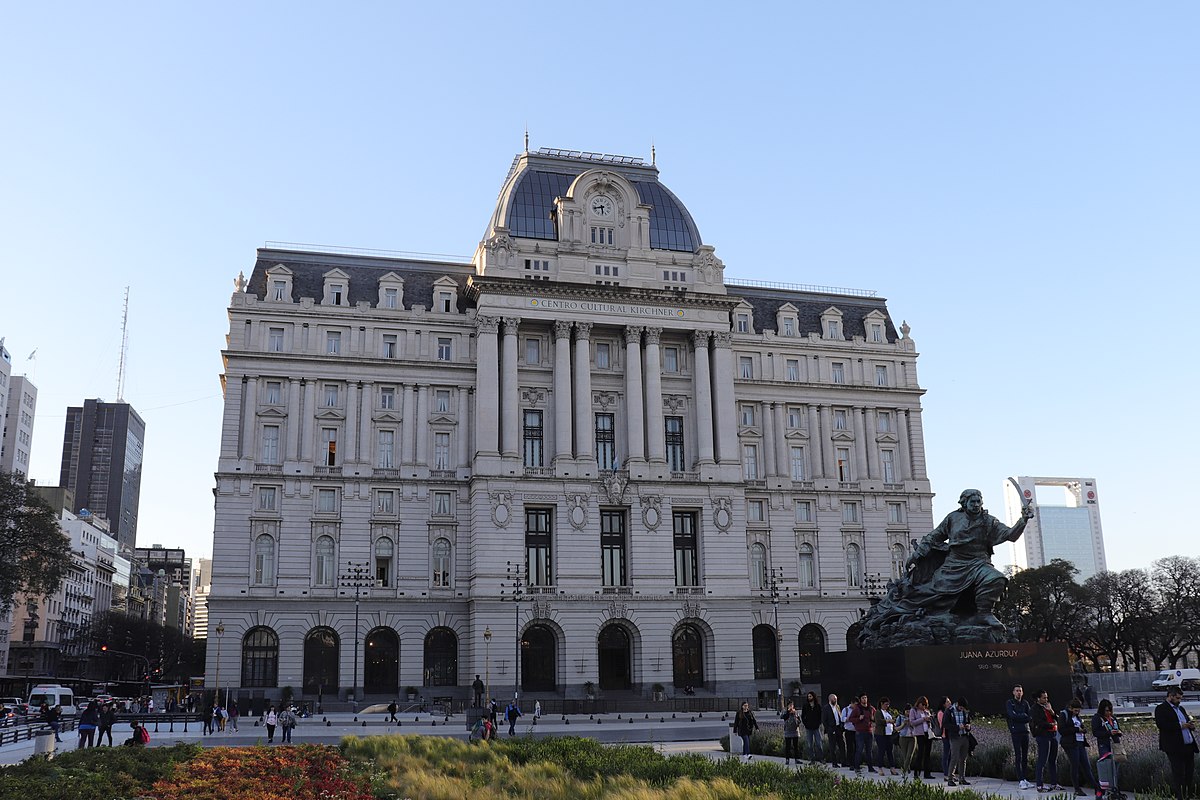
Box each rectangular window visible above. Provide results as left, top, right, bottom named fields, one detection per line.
left=790, top=447, right=806, bottom=480
left=595, top=413, right=617, bottom=470
left=834, top=409, right=848, bottom=430
left=257, top=487, right=277, bottom=511
left=434, top=432, right=451, bottom=470
left=799, top=545, right=816, bottom=589
left=787, top=406, right=803, bottom=428
left=321, top=427, right=338, bottom=466
left=317, top=488, right=337, bottom=513
left=526, top=508, right=553, bottom=587
left=382, top=334, right=397, bottom=358
left=664, top=346, right=679, bottom=373
left=748, top=499, right=765, bottom=523
left=882, top=449, right=897, bottom=483
left=888, top=502, right=905, bottom=524
left=836, top=447, right=852, bottom=482
left=331, top=284, right=344, bottom=305
left=376, top=490, right=395, bottom=514
left=740, top=403, right=756, bottom=426
left=377, top=430, right=395, bottom=468
left=601, top=510, right=627, bottom=587
left=525, top=338, right=541, bottom=365
left=268, top=328, right=285, bottom=352
left=665, top=416, right=685, bottom=471
left=871, top=323, right=884, bottom=343
left=326, top=331, right=341, bottom=355
left=261, top=425, right=281, bottom=464
left=877, top=411, right=893, bottom=433
left=264, top=381, right=282, bottom=405
left=438, top=291, right=453, bottom=313
left=272, top=280, right=286, bottom=301
left=736, top=313, right=749, bottom=333
left=831, top=362, right=845, bottom=384
left=795, top=501, right=813, bottom=523
left=786, top=359, right=800, bottom=381
left=842, top=502, right=859, bottom=524
left=595, top=342, right=610, bottom=369
left=590, top=226, right=614, bottom=245
left=523, top=410, right=544, bottom=467
left=435, top=389, right=450, bottom=413
left=375, top=540, right=392, bottom=587
left=827, top=321, right=841, bottom=339
left=783, top=318, right=795, bottom=336
left=743, top=444, right=759, bottom=480
left=673, top=511, right=699, bottom=587
left=436, top=338, right=452, bottom=361
left=739, top=356, right=753, bottom=379
left=876, top=365, right=888, bottom=387
left=384, top=287, right=398, bottom=309
left=433, top=491, right=452, bottom=516
left=380, top=387, right=396, bottom=410
left=324, top=384, right=339, bottom=408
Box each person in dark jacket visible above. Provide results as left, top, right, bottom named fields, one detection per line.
left=1059, top=698, right=1098, bottom=797
left=98, top=702, right=118, bottom=746
left=732, top=701, right=758, bottom=760
left=1155, top=687, right=1198, bottom=800
left=1030, top=689, right=1061, bottom=792
left=846, top=693, right=876, bottom=774
left=77, top=702, right=100, bottom=748
left=1092, top=698, right=1123, bottom=799
left=821, top=694, right=846, bottom=767
left=780, top=700, right=801, bottom=766
left=800, top=692, right=824, bottom=763
left=1006, top=684, right=1033, bottom=790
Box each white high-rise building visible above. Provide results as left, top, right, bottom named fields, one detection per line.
left=1003, top=476, right=1107, bottom=581
left=1, top=375, right=38, bottom=476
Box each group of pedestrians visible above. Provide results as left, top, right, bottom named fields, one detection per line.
left=74, top=700, right=120, bottom=747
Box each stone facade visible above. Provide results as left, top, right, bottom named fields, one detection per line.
left=206, top=148, right=935, bottom=705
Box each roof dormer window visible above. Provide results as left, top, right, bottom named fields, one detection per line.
left=432, top=276, right=460, bottom=314
left=322, top=269, right=351, bottom=307
left=377, top=272, right=405, bottom=310
left=820, top=307, right=845, bottom=341
left=265, top=265, right=293, bottom=303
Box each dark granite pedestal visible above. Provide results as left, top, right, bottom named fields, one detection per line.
left=821, top=641, right=1071, bottom=716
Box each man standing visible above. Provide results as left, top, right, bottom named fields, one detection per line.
left=822, top=693, right=846, bottom=768
left=801, top=692, right=824, bottom=763
left=1155, top=687, right=1198, bottom=800
left=473, top=675, right=485, bottom=708
left=846, top=693, right=876, bottom=774
left=1006, top=684, right=1033, bottom=790
left=504, top=699, right=522, bottom=736
left=387, top=700, right=398, bottom=723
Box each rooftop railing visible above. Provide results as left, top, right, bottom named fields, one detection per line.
left=726, top=277, right=877, bottom=298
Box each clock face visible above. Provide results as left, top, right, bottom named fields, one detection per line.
left=591, top=195, right=613, bottom=217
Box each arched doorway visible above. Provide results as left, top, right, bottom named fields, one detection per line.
left=423, top=627, right=458, bottom=687
left=302, top=627, right=339, bottom=696
left=597, top=624, right=631, bottom=690
left=798, top=624, right=826, bottom=683
left=521, top=624, right=556, bottom=692
left=363, top=627, right=399, bottom=695
left=752, top=624, right=778, bottom=680
left=672, top=623, right=704, bottom=688
left=241, top=627, right=279, bottom=688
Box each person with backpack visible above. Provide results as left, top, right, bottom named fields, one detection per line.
left=278, top=706, right=297, bottom=743
left=124, top=720, right=150, bottom=747
left=504, top=700, right=522, bottom=736
left=780, top=700, right=801, bottom=766
left=264, top=705, right=278, bottom=743
left=733, top=701, right=758, bottom=761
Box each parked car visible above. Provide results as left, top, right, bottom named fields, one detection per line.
left=27, top=684, right=77, bottom=716
left=0, top=706, right=17, bottom=727
left=0, top=698, right=28, bottom=715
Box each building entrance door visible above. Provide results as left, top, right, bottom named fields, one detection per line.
left=597, top=625, right=631, bottom=690
left=363, top=628, right=399, bottom=695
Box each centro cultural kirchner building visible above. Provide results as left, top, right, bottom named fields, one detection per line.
left=206, top=147, right=935, bottom=708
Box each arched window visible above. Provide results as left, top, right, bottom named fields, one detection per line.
left=431, top=538, right=451, bottom=587
left=315, top=535, right=335, bottom=587
left=845, top=542, right=862, bottom=588
left=423, top=627, right=457, bottom=686
left=752, top=624, right=778, bottom=680
left=891, top=543, right=907, bottom=580
left=798, top=624, right=825, bottom=682
left=521, top=625, right=557, bottom=692
left=672, top=623, right=704, bottom=688
left=749, top=543, right=768, bottom=590
left=597, top=624, right=632, bottom=690
left=241, top=626, right=279, bottom=688
left=374, top=537, right=393, bottom=588
left=364, top=627, right=399, bottom=694
left=303, top=627, right=338, bottom=695
left=253, top=534, right=276, bottom=584
left=798, top=543, right=816, bottom=589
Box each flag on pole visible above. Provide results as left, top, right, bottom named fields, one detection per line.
left=27, top=349, right=37, bottom=360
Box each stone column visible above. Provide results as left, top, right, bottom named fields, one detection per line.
left=808, top=405, right=823, bottom=478
left=852, top=406, right=868, bottom=480
left=474, top=316, right=500, bottom=458
left=643, top=327, right=666, bottom=466
left=400, top=384, right=415, bottom=465
left=623, top=326, right=646, bottom=466
left=692, top=331, right=715, bottom=465
left=286, top=379, right=301, bottom=462
left=344, top=382, right=358, bottom=463
left=415, top=384, right=430, bottom=466
left=241, top=377, right=258, bottom=461
left=573, top=322, right=594, bottom=463
left=302, top=380, right=317, bottom=463
left=866, top=408, right=880, bottom=480
left=360, top=381, right=373, bottom=466
left=819, top=405, right=835, bottom=480
left=710, top=332, right=739, bottom=464
left=896, top=409, right=912, bottom=483
left=907, top=409, right=927, bottom=479
left=773, top=402, right=788, bottom=477
left=500, top=317, right=521, bottom=460
left=553, top=321, right=574, bottom=466
left=763, top=402, right=778, bottom=477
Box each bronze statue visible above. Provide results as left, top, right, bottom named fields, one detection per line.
left=857, top=488, right=1034, bottom=648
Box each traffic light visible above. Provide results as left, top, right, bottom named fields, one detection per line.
left=100, top=645, right=108, bottom=652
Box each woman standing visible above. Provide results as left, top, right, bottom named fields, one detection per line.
left=896, top=702, right=915, bottom=776
left=264, top=705, right=278, bottom=743
left=908, top=696, right=934, bottom=779
left=77, top=701, right=100, bottom=748
left=934, top=696, right=953, bottom=779
left=1092, top=699, right=1122, bottom=799
left=1030, top=689, right=1061, bottom=793
left=800, top=691, right=824, bottom=763
left=1059, top=698, right=1097, bottom=797
left=781, top=700, right=801, bottom=766
left=874, top=697, right=898, bottom=775
left=732, top=701, right=758, bottom=761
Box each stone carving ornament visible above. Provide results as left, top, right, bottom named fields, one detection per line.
left=568, top=494, right=589, bottom=530
left=490, top=491, right=512, bottom=528
left=680, top=598, right=703, bottom=618
left=601, top=472, right=629, bottom=505
left=554, top=320, right=573, bottom=339
left=641, top=494, right=663, bottom=531
left=712, top=497, right=732, bottom=532
left=475, top=315, right=500, bottom=335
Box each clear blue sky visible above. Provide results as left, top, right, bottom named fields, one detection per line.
left=2, top=3, right=1196, bottom=571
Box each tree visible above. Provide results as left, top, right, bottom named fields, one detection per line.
left=996, top=559, right=1088, bottom=646
left=0, top=471, right=73, bottom=613
left=1145, top=556, right=1200, bottom=668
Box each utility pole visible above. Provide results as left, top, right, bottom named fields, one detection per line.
left=758, top=566, right=792, bottom=712
left=339, top=561, right=370, bottom=709
left=502, top=561, right=525, bottom=701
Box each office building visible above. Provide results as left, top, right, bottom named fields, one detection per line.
left=1, top=375, right=37, bottom=477
left=1003, top=476, right=1107, bottom=581
left=59, top=399, right=146, bottom=550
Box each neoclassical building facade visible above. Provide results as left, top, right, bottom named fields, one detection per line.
left=206, top=147, right=934, bottom=706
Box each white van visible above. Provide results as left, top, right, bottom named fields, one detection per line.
left=1151, top=668, right=1200, bottom=691
left=27, top=684, right=77, bottom=716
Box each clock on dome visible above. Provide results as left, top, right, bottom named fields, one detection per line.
left=590, top=195, right=614, bottom=217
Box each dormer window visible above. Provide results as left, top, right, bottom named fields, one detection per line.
left=331, top=284, right=345, bottom=305
left=437, top=291, right=453, bottom=313
left=432, top=277, right=459, bottom=313
left=821, top=307, right=845, bottom=341
left=383, top=288, right=398, bottom=309
left=272, top=280, right=287, bottom=301
left=871, top=323, right=884, bottom=343
left=736, top=313, right=750, bottom=333
left=783, top=318, right=795, bottom=336
left=265, top=265, right=293, bottom=303
left=377, top=272, right=405, bottom=310
left=776, top=304, right=799, bottom=337
left=827, top=321, right=840, bottom=338
left=322, top=269, right=351, bottom=306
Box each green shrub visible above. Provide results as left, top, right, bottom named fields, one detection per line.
left=0, top=743, right=202, bottom=800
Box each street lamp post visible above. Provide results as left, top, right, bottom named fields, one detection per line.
left=502, top=561, right=525, bottom=701
left=758, top=567, right=791, bottom=712
left=339, top=561, right=370, bottom=709
left=483, top=626, right=492, bottom=707
left=214, top=622, right=225, bottom=708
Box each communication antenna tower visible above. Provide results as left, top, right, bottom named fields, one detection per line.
left=116, top=286, right=130, bottom=401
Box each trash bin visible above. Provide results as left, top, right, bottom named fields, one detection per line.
left=33, top=729, right=55, bottom=757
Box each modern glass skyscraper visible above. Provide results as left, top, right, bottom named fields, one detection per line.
left=59, top=399, right=146, bottom=551
left=1004, top=476, right=1107, bottom=581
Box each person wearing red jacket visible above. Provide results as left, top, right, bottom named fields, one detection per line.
left=846, top=693, right=877, bottom=774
